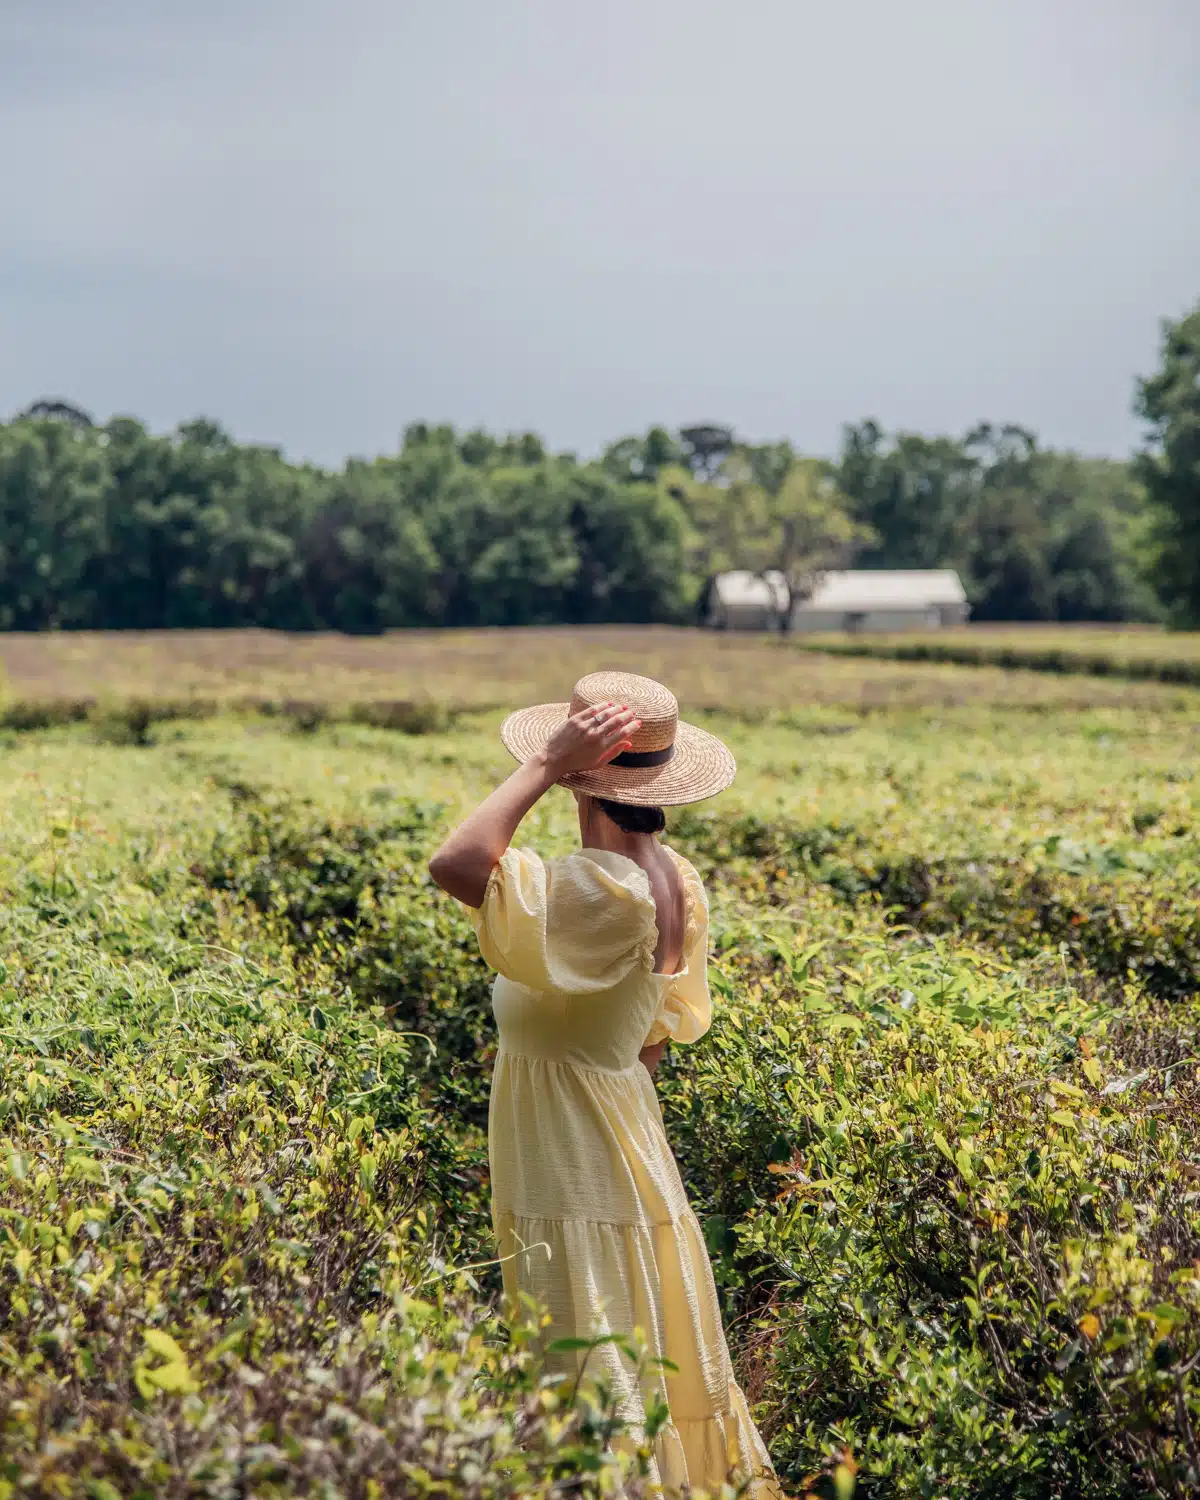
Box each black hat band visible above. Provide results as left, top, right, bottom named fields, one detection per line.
left=611, top=744, right=675, bottom=768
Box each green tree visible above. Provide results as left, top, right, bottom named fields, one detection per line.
left=1037, top=454, right=1159, bottom=623
left=465, top=464, right=580, bottom=626
left=0, top=418, right=105, bottom=628
left=962, top=425, right=1054, bottom=621
left=381, top=440, right=497, bottom=627
left=1136, top=302, right=1200, bottom=626
left=678, top=424, right=735, bottom=481
left=666, top=450, right=871, bottom=628
left=839, top=419, right=1158, bottom=622
left=601, top=427, right=683, bottom=484
left=19, top=397, right=94, bottom=428
left=838, top=419, right=978, bottom=572
left=299, top=460, right=439, bottom=632
left=0, top=405, right=1167, bottom=633
left=562, top=469, right=691, bottom=624
left=86, top=418, right=312, bottom=630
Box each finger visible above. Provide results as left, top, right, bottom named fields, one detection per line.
left=571, top=703, right=611, bottom=731
left=584, top=702, right=621, bottom=734
left=597, top=739, right=634, bottom=765
left=601, top=710, right=639, bottom=743
left=600, top=723, right=640, bottom=756
left=594, top=702, right=631, bottom=726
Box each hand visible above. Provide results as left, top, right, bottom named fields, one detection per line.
left=639, top=1039, right=668, bottom=1076
left=541, top=702, right=640, bottom=778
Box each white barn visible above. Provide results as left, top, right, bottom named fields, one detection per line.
left=706, top=571, right=791, bottom=630
left=709, top=569, right=970, bottom=632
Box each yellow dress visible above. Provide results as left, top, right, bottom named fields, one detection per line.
left=469, top=844, right=781, bottom=1497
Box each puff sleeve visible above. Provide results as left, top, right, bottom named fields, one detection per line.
left=643, top=855, right=712, bottom=1047
left=470, top=847, right=658, bottom=994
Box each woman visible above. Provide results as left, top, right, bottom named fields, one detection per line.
left=429, top=670, right=780, bottom=1497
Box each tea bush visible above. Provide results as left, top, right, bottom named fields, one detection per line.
left=0, top=703, right=1197, bottom=1497
left=672, top=808, right=1200, bottom=999
left=655, top=922, right=1200, bottom=1497
left=790, top=635, right=1200, bottom=688
left=197, top=791, right=498, bottom=1143
left=0, top=832, right=684, bottom=1498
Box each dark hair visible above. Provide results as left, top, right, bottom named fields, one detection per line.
left=595, top=797, right=666, bottom=835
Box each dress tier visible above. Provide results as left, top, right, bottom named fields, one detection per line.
left=468, top=846, right=781, bottom=1497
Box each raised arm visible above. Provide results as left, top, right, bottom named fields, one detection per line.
left=428, top=701, right=638, bottom=907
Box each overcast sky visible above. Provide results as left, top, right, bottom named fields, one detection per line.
left=2, top=1, right=1196, bottom=465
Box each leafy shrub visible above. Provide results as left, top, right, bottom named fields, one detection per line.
left=88, top=696, right=221, bottom=745
left=1, top=693, right=454, bottom=740
left=0, top=696, right=94, bottom=730
left=280, top=697, right=330, bottom=733
left=656, top=931, right=1200, bottom=1498
left=673, top=809, right=1200, bottom=1000
left=2, top=708, right=1198, bottom=1496
left=347, top=698, right=458, bottom=734
left=196, top=794, right=499, bottom=1221
left=0, top=885, right=686, bottom=1498
left=791, top=638, right=1200, bottom=689
left=266, top=697, right=456, bottom=735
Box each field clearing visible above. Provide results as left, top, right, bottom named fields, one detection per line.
left=7, top=703, right=1195, bottom=868
left=3, top=625, right=1200, bottom=714
left=859, top=623, right=1189, bottom=651
left=790, top=622, right=1200, bottom=685
left=1, top=643, right=1199, bottom=1495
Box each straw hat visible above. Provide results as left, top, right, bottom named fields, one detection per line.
left=500, top=670, right=736, bottom=807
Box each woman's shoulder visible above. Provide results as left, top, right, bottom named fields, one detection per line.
left=472, top=847, right=657, bottom=989
left=506, top=845, right=702, bottom=930
left=559, top=847, right=656, bottom=907
left=565, top=843, right=708, bottom=906
left=493, top=846, right=656, bottom=909
left=661, top=843, right=708, bottom=903
left=538, top=848, right=659, bottom=970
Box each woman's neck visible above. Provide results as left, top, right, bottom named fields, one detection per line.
left=581, top=818, right=659, bottom=862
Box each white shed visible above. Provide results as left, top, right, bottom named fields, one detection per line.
left=708, top=569, right=969, bottom=632
left=707, top=570, right=792, bottom=630
left=793, top=570, right=969, bottom=632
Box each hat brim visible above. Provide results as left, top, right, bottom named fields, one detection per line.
left=500, top=702, right=736, bottom=807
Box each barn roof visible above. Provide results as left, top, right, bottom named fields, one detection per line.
left=713, top=568, right=967, bottom=612
left=711, top=570, right=791, bottom=610
left=798, top=569, right=967, bottom=612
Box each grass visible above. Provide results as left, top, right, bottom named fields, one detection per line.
left=788, top=623, right=1200, bottom=686
left=1, top=634, right=1198, bottom=1497
left=866, top=624, right=1199, bottom=658
left=4, top=626, right=1200, bottom=719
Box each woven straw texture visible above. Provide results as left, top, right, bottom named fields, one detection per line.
left=500, top=670, right=736, bottom=806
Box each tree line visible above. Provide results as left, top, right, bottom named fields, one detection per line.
left=3, top=303, right=1196, bottom=632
